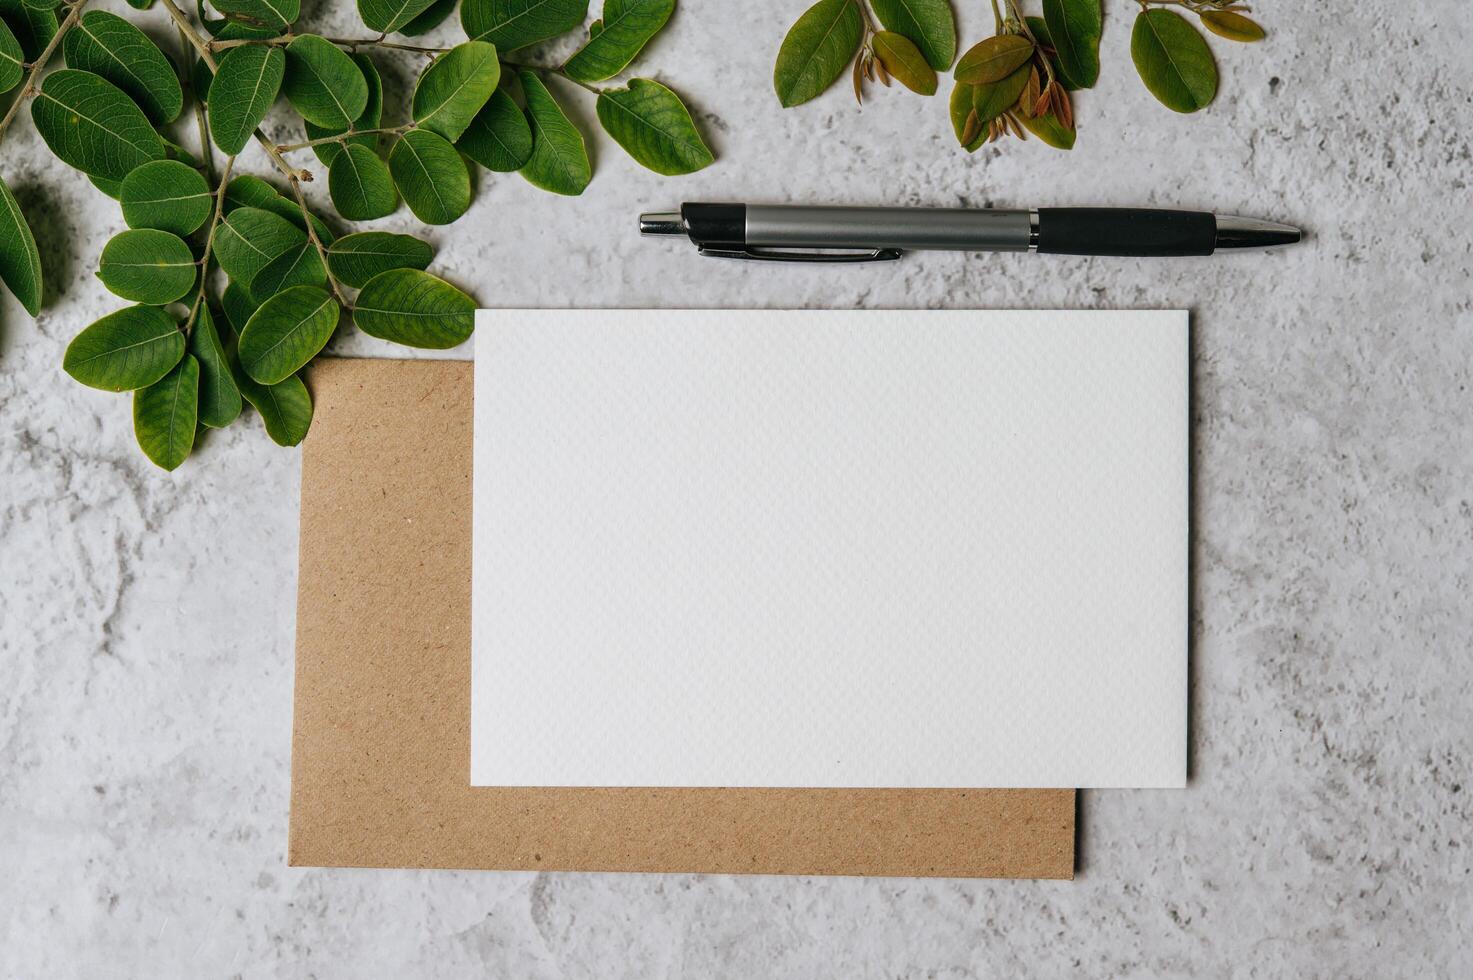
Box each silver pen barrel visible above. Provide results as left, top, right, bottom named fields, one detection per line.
left=744, top=205, right=1033, bottom=252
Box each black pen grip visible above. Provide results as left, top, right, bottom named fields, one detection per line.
left=1036, top=208, right=1216, bottom=256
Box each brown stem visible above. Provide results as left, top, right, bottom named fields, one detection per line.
left=275, top=125, right=413, bottom=152
left=210, top=33, right=452, bottom=55
left=1005, top=0, right=1038, bottom=43
left=285, top=174, right=350, bottom=310
left=500, top=59, right=604, bottom=95
left=184, top=155, right=236, bottom=335
left=0, top=0, right=87, bottom=143
left=157, top=0, right=309, bottom=182
left=177, top=25, right=217, bottom=185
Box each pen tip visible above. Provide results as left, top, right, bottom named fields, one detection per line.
left=640, top=211, right=685, bottom=237
left=1214, top=215, right=1302, bottom=250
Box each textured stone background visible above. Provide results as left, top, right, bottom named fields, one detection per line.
left=2, top=0, right=1471, bottom=976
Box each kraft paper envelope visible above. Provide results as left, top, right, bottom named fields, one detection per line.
left=289, top=357, right=1074, bottom=878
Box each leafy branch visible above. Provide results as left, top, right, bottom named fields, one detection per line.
left=773, top=0, right=1268, bottom=151
left=0, top=0, right=716, bottom=470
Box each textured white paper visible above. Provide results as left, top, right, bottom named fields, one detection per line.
left=472, top=309, right=1187, bottom=788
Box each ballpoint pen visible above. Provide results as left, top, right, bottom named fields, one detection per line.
left=638, top=202, right=1302, bottom=262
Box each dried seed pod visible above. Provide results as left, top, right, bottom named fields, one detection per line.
left=1035, top=84, right=1053, bottom=119
left=853, top=54, right=866, bottom=104
left=1019, top=66, right=1042, bottom=117
left=960, top=107, right=982, bottom=146
left=1053, top=84, right=1074, bottom=131
left=1005, top=111, right=1027, bottom=140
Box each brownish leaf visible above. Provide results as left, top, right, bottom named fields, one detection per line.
left=1200, top=9, right=1266, bottom=42
left=871, top=31, right=938, bottom=96
left=955, top=35, right=1035, bottom=85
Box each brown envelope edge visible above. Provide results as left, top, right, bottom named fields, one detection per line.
left=289, top=357, right=1075, bottom=879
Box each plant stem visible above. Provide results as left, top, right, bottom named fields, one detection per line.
left=211, top=33, right=452, bottom=55
left=285, top=173, right=350, bottom=310
left=989, top=0, right=1004, bottom=33
left=177, top=25, right=217, bottom=185
left=0, top=0, right=87, bottom=144
left=159, top=0, right=342, bottom=310
left=501, top=59, right=604, bottom=95
left=157, top=0, right=308, bottom=182
left=184, top=154, right=235, bottom=335
left=275, top=125, right=413, bottom=153
left=1005, top=0, right=1038, bottom=43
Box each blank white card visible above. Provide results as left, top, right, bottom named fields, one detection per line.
left=472, top=310, right=1187, bottom=788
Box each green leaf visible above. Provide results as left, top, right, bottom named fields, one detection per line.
left=133, top=354, right=199, bottom=470
left=411, top=40, right=500, bottom=142
left=201, top=0, right=281, bottom=44
left=518, top=70, right=590, bottom=195
left=401, top=0, right=457, bottom=35
left=871, top=30, right=936, bottom=95
left=870, top=0, right=956, bottom=71
left=1199, top=9, right=1264, bottom=43
left=1025, top=16, right=1078, bottom=90
left=328, top=142, right=398, bottom=220
left=949, top=80, right=981, bottom=149
left=283, top=34, right=368, bottom=130
left=237, top=283, right=338, bottom=384
left=563, top=0, right=675, bottom=83
left=388, top=128, right=471, bottom=223
left=31, top=69, right=166, bottom=182
left=208, top=45, right=285, bottom=155
left=213, top=205, right=308, bottom=292
left=457, top=87, right=533, bottom=171
left=353, top=268, right=474, bottom=349
left=230, top=343, right=313, bottom=446
left=357, top=0, right=439, bottom=34
left=304, top=52, right=381, bottom=166
left=0, top=0, right=56, bottom=59
left=1042, top=0, right=1100, bottom=89
left=971, top=63, right=1030, bottom=122
left=120, top=160, right=213, bottom=236
left=221, top=280, right=258, bottom=333
left=773, top=0, right=863, bottom=108
left=1018, top=108, right=1075, bottom=149
left=954, top=34, right=1033, bottom=85
left=189, top=304, right=243, bottom=429
left=224, top=174, right=334, bottom=244
left=595, top=78, right=712, bottom=176
left=62, top=11, right=183, bottom=124
left=326, top=231, right=433, bottom=288
left=461, top=0, right=588, bottom=51
left=210, top=0, right=300, bottom=34
left=63, top=305, right=185, bottom=391
left=0, top=19, right=23, bottom=95
left=0, top=175, right=42, bottom=315
left=249, top=235, right=326, bottom=303
left=97, top=229, right=196, bottom=305
left=89, top=174, right=123, bottom=198
left=1131, top=9, right=1216, bottom=113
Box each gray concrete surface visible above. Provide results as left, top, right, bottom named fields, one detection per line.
left=2, top=0, right=1470, bottom=976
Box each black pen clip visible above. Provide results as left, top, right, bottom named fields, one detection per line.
left=696, top=245, right=903, bottom=263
